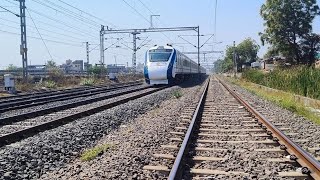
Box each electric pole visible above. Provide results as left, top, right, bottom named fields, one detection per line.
left=233, top=41, right=237, bottom=78
left=100, top=25, right=105, bottom=66
left=132, top=31, right=140, bottom=73
left=197, top=26, right=200, bottom=78
left=86, top=42, right=90, bottom=65
left=19, top=0, right=28, bottom=80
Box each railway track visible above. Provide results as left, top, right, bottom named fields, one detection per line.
left=0, top=81, right=141, bottom=102
left=0, top=85, right=167, bottom=147
left=144, top=76, right=320, bottom=179
left=0, top=81, right=142, bottom=113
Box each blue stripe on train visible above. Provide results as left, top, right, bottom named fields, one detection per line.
left=144, top=52, right=150, bottom=84
left=167, top=49, right=176, bottom=84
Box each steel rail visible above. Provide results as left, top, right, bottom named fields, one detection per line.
left=0, top=81, right=141, bottom=103
left=0, top=86, right=167, bottom=147
left=0, top=82, right=142, bottom=112
left=217, top=77, right=320, bottom=180
left=168, top=78, right=210, bottom=180
left=0, top=85, right=149, bottom=126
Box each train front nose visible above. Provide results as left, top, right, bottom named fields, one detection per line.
left=147, top=62, right=168, bottom=84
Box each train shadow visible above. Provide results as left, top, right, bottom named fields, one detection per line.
left=177, top=74, right=209, bottom=88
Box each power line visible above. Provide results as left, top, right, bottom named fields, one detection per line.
left=57, top=0, right=117, bottom=28
left=27, top=8, right=53, bottom=61
left=3, top=0, right=98, bottom=40
left=0, top=20, right=88, bottom=45
left=125, top=0, right=174, bottom=43
left=0, top=5, right=19, bottom=17
left=30, top=0, right=100, bottom=29
left=122, top=0, right=150, bottom=23
left=43, top=0, right=101, bottom=26
left=214, top=0, right=218, bottom=41
left=0, top=29, right=83, bottom=47
left=26, top=8, right=97, bottom=39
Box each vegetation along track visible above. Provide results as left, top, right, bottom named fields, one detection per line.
left=144, top=76, right=320, bottom=179
left=0, top=81, right=142, bottom=112
left=0, top=85, right=167, bottom=147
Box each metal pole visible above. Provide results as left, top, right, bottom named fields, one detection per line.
left=19, top=0, right=28, bottom=80
left=132, top=32, right=139, bottom=73
left=233, top=41, right=236, bottom=78
left=100, top=25, right=105, bottom=66
left=197, top=26, right=200, bottom=78
left=86, top=42, right=89, bottom=65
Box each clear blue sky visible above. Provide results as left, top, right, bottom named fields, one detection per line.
left=0, top=0, right=319, bottom=69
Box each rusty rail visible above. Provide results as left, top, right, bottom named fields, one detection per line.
left=217, top=77, right=320, bottom=180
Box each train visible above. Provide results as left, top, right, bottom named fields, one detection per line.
left=144, top=45, right=206, bottom=85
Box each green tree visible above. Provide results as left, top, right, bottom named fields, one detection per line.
left=214, top=38, right=260, bottom=73
left=6, top=64, right=18, bottom=71
left=46, top=60, right=57, bottom=69
left=300, top=33, right=320, bottom=65
left=236, top=38, right=260, bottom=70
left=88, top=65, right=107, bottom=76
left=263, top=46, right=279, bottom=59
left=260, top=0, right=320, bottom=64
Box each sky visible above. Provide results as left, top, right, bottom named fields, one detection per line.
left=0, top=0, right=319, bottom=69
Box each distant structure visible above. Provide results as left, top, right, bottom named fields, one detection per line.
left=60, top=59, right=84, bottom=74
left=136, top=62, right=144, bottom=73
left=84, top=62, right=92, bottom=71
left=106, top=64, right=126, bottom=73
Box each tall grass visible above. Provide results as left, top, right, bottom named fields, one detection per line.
left=242, top=67, right=320, bottom=100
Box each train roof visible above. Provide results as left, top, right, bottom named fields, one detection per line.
left=149, top=45, right=174, bottom=50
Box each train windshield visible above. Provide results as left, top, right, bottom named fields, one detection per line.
left=149, top=49, right=172, bottom=62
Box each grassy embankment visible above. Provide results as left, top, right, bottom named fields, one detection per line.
left=15, top=73, right=144, bottom=92
left=229, top=67, right=320, bottom=125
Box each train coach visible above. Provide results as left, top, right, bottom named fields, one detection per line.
left=144, top=45, right=206, bottom=85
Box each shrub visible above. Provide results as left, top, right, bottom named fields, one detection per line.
left=80, top=78, right=95, bottom=86
left=242, top=67, right=320, bottom=100
left=44, top=80, right=57, bottom=89
left=173, top=91, right=182, bottom=98
left=80, top=144, right=113, bottom=161
left=242, top=69, right=265, bottom=84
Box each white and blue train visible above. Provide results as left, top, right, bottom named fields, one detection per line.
left=144, top=45, right=206, bottom=85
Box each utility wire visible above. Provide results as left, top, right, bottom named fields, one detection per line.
left=214, top=0, right=218, bottom=41
left=124, top=0, right=174, bottom=43
left=30, top=0, right=100, bottom=29
left=0, top=19, right=85, bottom=45
left=0, top=17, right=96, bottom=42
left=43, top=0, right=100, bottom=26
left=122, top=0, right=150, bottom=23
left=201, top=34, right=215, bottom=48
left=0, top=5, right=19, bottom=17
left=4, top=0, right=98, bottom=41
left=27, top=8, right=97, bottom=39
left=27, top=8, right=53, bottom=61
left=0, top=29, right=83, bottom=47
left=57, top=0, right=117, bottom=28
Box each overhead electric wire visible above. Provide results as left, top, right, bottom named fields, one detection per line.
left=122, top=0, right=174, bottom=43
left=0, top=5, right=19, bottom=17
left=27, top=8, right=96, bottom=37
left=0, top=29, right=83, bottom=47
left=56, top=0, right=117, bottom=28
left=3, top=0, right=98, bottom=41
left=30, top=0, right=100, bottom=29
left=122, top=0, right=150, bottom=23
left=54, top=0, right=128, bottom=44
left=214, top=0, right=218, bottom=41
left=0, top=18, right=90, bottom=44
left=43, top=0, right=101, bottom=26
left=27, top=8, right=53, bottom=61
